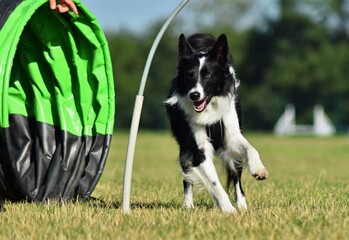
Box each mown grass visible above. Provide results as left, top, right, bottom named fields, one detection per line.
left=1, top=131, right=349, bottom=240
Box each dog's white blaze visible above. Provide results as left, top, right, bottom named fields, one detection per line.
left=198, top=56, right=206, bottom=72
left=187, top=56, right=207, bottom=101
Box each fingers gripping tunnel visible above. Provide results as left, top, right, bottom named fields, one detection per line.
left=0, top=0, right=115, bottom=202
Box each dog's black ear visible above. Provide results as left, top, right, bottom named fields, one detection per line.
left=178, top=33, right=193, bottom=57
left=211, top=34, right=229, bottom=64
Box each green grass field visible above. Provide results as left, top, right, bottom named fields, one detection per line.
left=1, top=132, right=349, bottom=239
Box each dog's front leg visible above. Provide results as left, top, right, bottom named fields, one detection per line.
left=193, top=158, right=236, bottom=213
left=188, top=126, right=236, bottom=213
left=224, top=103, right=268, bottom=180
left=235, top=135, right=268, bottom=180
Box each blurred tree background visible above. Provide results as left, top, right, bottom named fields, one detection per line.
left=107, top=0, right=349, bottom=132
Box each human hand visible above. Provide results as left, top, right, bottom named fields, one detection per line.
left=49, top=0, right=78, bottom=14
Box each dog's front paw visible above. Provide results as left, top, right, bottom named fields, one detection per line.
left=247, top=149, right=268, bottom=180
left=219, top=203, right=237, bottom=213
left=249, top=165, right=268, bottom=181
left=237, top=197, right=247, bottom=210
left=217, top=199, right=237, bottom=213
left=182, top=201, right=194, bottom=209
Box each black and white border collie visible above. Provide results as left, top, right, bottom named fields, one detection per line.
left=165, top=33, right=268, bottom=213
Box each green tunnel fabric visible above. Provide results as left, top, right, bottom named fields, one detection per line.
left=0, top=0, right=115, bottom=201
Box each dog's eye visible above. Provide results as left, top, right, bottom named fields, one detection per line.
left=201, top=70, right=211, bottom=79
left=187, top=70, right=195, bottom=78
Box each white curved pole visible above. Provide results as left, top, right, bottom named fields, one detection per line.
left=122, top=0, right=191, bottom=213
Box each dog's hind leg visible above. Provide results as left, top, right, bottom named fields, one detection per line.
left=180, top=152, right=195, bottom=209
left=182, top=180, right=194, bottom=209
left=226, top=160, right=247, bottom=210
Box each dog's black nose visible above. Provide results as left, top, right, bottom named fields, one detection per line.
left=189, top=91, right=200, bottom=101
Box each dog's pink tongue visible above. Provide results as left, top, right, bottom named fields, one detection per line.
left=194, top=98, right=207, bottom=112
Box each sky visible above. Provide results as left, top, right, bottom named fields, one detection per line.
left=81, top=0, right=279, bottom=33
left=82, top=0, right=191, bottom=32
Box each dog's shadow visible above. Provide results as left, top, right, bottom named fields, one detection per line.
left=86, top=197, right=214, bottom=211
left=86, top=197, right=182, bottom=210
left=0, top=197, right=213, bottom=212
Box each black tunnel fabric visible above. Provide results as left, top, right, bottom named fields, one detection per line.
left=0, top=115, right=112, bottom=201
left=0, top=0, right=23, bottom=29
left=0, top=0, right=115, bottom=202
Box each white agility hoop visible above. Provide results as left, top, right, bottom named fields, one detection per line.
left=121, top=0, right=191, bottom=213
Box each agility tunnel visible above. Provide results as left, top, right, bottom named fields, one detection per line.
left=0, top=0, right=115, bottom=202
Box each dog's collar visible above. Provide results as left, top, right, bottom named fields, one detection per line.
left=206, top=120, right=224, bottom=150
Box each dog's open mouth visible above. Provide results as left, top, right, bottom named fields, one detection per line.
left=193, top=96, right=212, bottom=113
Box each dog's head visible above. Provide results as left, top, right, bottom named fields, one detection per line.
left=173, top=33, right=239, bottom=113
